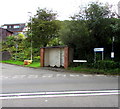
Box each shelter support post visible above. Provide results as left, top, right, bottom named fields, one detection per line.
left=64, top=47, right=69, bottom=69
left=40, top=48, right=45, bottom=67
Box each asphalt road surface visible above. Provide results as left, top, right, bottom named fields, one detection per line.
left=0, top=63, right=119, bottom=107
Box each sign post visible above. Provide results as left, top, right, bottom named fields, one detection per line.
left=15, top=44, right=18, bottom=61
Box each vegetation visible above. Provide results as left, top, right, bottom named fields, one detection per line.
left=59, top=2, right=120, bottom=62
left=1, top=60, right=23, bottom=65
left=70, top=60, right=120, bottom=75
left=59, top=20, right=93, bottom=61
left=1, top=60, right=40, bottom=68
left=70, top=66, right=120, bottom=75
left=92, top=60, right=120, bottom=70
left=1, top=2, right=120, bottom=75
left=1, top=34, right=30, bottom=60
left=27, top=8, right=61, bottom=48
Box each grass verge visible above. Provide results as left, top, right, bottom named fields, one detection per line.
left=1, top=60, right=119, bottom=75
left=69, top=66, right=120, bottom=75
left=0, top=60, right=40, bottom=68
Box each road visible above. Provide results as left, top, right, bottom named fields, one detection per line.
left=0, top=63, right=119, bottom=107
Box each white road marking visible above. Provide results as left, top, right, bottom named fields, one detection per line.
left=28, top=75, right=38, bottom=78
left=3, top=76, right=9, bottom=79
left=0, top=92, right=119, bottom=100
left=56, top=74, right=66, bottom=77
left=12, top=75, right=26, bottom=79
left=1, top=73, right=117, bottom=79
left=82, top=74, right=92, bottom=77
left=0, top=89, right=119, bottom=100
left=95, top=75, right=104, bottom=77
left=42, top=74, right=53, bottom=78
left=70, top=74, right=79, bottom=77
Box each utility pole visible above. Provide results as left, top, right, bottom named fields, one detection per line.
left=28, top=12, right=33, bottom=61
left=118, top=1, right=120, bottom=17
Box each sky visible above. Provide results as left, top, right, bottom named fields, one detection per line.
left=0, top=0, right=120, bottom=26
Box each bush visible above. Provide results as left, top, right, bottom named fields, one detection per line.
left=93, top=60, right=120, bottom=70
left=33, top=56, right=40, bottom=62
left=11, top=52, right=31, bottom=61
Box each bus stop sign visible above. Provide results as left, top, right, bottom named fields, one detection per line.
left=94, top=48, right=104, bottom=52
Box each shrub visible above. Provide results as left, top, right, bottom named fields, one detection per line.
left=33, top=56, right=40, bottom=62
left=93, top=60, right=120, bottom=70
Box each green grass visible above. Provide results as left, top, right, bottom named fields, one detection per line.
left=0, top=60, right=40, bottom=68
left=1, top=60, right=24, bottom=65
left=69, top=66, right=120, bottom=75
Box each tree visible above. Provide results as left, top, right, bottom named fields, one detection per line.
left=1, top=34, right=29, bottom=60
left=83, top=3, right=120, bottom=61
left=60, top=2, right=120, bottom=61
left=28, top=8, right=60, bottom=47
left=109, top=18, right=120, bottom=61
left=59, top=20, right=95, bottom=60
